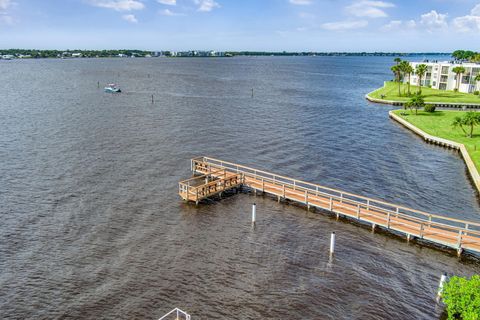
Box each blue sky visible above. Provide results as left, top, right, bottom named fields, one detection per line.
left=0, top=0, right=479, bottom=51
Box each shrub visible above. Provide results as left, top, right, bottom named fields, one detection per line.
left=474, top=91, right=479, bottom=95
left=442, top=275, right=480, bottom=320
left=424, top=105, right=436, bottom=112
left=454, top=88, right=459, bottom=92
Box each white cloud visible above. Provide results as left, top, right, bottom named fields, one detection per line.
left=472, top=3, right=480, bottom=16
left=157, top=0, right=176, bottom=5
left=321, top=20, right=368, bottom=31
left=0, top=0, right=12, bottom=11
left=194, top=0, right=220, bottom=12
left=160, top=8, right=184, bottom=16
left=346, top=0, right=395, bottom=18
left=381, top=19, right=416, bottom=31
left=419, top=10, right=448, bottom=31
left=289, top=0, right=312, bottom=5
left=88, top=0, right=144, bottom=11
left=0, top=0, right=13, bottom=25
left=0, top=13, right=13, bottom=25
left=122, top=13, right=138, bottom=22
left=452, top=3, right=480, bottom=32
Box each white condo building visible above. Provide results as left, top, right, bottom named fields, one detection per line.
left=406, top=61, right=480, bottom=93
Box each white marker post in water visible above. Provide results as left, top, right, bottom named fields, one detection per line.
left=330, top=232, right=336, bottom=255
left=252, top=203, right=256, bottom=226
left=437, top=273, right=448, bottom=302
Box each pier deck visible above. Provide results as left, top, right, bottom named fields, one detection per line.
left=179, top=156, right=480, bottom=256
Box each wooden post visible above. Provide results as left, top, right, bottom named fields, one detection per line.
left=356, top=204, right=360, bottom=219
left=386, top=212, right=391, bottom=228
left=329, top=197, right=333, bottom=211
left=152, top=94, right=154, bottom=104
left=457, top=230, right=463, bottom=257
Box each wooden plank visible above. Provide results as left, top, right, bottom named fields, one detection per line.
left=180, top=157, right=480, bottom=254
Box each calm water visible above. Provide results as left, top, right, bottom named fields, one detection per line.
left=1, top=56, right=480, bottom=319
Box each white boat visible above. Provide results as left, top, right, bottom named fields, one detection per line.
left=104, top=83, right=121, bottom=93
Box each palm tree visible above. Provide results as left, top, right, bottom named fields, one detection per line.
left=400, top=61, right=414, bottom=96
left=415, top=64, right=428, bottom=94
left=452, top=116, right=467, bottom=136
left=452, top=66, right=466, bottom=91
left=391, top=65, right=401, bottom=96
left=394, top=57, right=402, bottom=66
left=405, top=93, right=425, bottom=115
left=474, top=74, right=480, bottom=92
left=463, top=112, right=480, bottom=138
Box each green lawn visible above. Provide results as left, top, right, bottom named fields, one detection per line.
left=369, top=81, right=480, bottom=104
left=393, top=109, right=480, bottom=170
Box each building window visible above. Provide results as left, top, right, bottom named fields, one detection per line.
left=433, top=81, right=436, bottom=86
left=462, top=74, right=471, bottom=84
left=439, top=83, right=447, bottom=90
left=440, top=75, right=448, bottom=82
left=441, top=66, right=449, bottom=74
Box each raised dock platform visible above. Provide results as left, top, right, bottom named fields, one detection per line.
left=179, top=157, right=480, bottom=256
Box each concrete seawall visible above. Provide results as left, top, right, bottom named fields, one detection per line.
left=366, top=83, right=480, bottom=109
left=389, top=111, right=480, bottom=193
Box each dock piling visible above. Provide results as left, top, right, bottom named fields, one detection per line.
left=252, top=203, right=256, bottom=226
left=330, top=232, right=336, bottom=255
left=436, top=273, right=448, bottom=302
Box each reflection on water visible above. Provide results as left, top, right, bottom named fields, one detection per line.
left=0, top=56, right=479, bottom=319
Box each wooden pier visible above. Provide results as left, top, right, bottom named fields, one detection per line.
left=179, top=157, right=480, bottom=256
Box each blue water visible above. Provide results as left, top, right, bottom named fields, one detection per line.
left=0, top=56, right=478, bottom=319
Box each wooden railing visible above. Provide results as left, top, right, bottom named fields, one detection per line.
left=179, top=168, right=242, bottom=204
left=190, top=156, right=480, bottom=253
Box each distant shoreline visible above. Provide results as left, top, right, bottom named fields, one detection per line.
left=0, top=49, right=452, bottom=60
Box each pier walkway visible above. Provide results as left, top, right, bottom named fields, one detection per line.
left=178, top=156, right=480, bottom=256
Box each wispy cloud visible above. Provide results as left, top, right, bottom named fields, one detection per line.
left=321, top=20, right=368, bottom=31
left=0, top=0, right=13, bottom=25
left=0, top=0, right=12, bottom=11
left=160, top=8, right=185, bottom=16
left=381, top=19, right=416, bottom=31
left=345, top=0, right=394, bottom=18
left=157, top=0, right=176, bottom=5
left=289, top=0, right=312, bottom=5
left=452, top=4, right=480, bottom=32
left=88, top=0, right=144, bottom=11
left=194, top=0, right=220, bottom=12
left=122, top=13, right=138, bottom=22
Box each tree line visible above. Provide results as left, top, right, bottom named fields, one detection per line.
left=0, top=49, right=153, bottom=58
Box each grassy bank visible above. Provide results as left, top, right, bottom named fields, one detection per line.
left=392, top=109, right=480, bottom=170
left=370, top=81, right=480, bottom=104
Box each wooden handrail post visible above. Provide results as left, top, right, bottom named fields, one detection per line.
left=356, top=204, right=360, bottom=219
left=419, top=223, right=424, bottom=239
left=457, top=229, right=463, bottom=249
left=387, top=212, right=391, bottom=228
left=366, top=199, right=370, bottom=210
left=340, top=193, right=343, bottom=203
left=329, top=197, right=333, bottom=211
left=262, top=178, right=265, bottom=192
left=283, top=184, right=286, bottom=198
left=305, top=190, right=308, bottom=203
